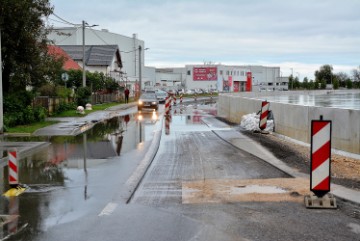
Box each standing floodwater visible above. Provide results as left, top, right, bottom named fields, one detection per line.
left=261, top=92, right=360, bottom=110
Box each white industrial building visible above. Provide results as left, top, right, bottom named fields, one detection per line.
left=155, top=64, right=288, bottom=92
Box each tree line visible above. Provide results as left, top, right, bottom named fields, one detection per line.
left=288, top=65, right=360, bottom=90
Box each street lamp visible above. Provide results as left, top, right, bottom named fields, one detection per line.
left=82, top=20, right=98, bottom=87
left=138, top=46, right=149, bottom=97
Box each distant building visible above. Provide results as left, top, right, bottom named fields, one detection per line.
left=155, top=64, right=287, bottom=92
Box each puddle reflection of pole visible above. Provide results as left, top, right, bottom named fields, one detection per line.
left=83, top=133, right=87, bottom=172
left=139, top=120, right=142, bottom=143
left=82, top=133, right=89, bottom=200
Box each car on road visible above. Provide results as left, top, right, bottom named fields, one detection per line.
left=155, top=90, right=168, bottom=103
left=138, top=93, right=159, bottom=111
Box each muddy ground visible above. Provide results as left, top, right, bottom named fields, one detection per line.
left=216, top=117, right=360, bottom=191
left=238, top=128, right=360, bottom=191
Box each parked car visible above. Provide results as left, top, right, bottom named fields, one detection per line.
left=138, top=93, right=159, bottom=111
left=155, top=90, right=168, bottom=103
left=186, top=89, right=195, bottom=94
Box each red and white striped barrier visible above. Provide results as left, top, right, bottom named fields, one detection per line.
left=259, top=101, right=270, bottom=130
left=8, top=150, right=19, bottom=188
left=172, top=95, right=177, bottom=105
left=310, top=118, right=332, bottom=197
left=165, top=96, right=171, bottom=116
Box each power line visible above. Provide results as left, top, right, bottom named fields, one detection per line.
left=55, top=27, right=82, bottom=44
left=48, top=17, right=71, bottom=25
left=89, top=28, right=109, bottom=45
left=51, top=12, right=80, bottom=26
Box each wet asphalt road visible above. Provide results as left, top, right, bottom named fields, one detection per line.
left=1, top=101, right=360, bottom=241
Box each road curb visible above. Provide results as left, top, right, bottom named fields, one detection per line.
left=125, top=116, right=164, bottom=204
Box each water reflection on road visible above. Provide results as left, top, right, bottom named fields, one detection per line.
left=0, top=100, right=216, bottom=240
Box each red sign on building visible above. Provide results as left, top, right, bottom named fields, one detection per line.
left=193, top=67, right=217, bottom=81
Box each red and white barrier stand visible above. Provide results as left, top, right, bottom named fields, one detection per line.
left=172, top=94, right=177, bottom=105
left=257, top=100, right=270, bottom=134
left=165, top=96, right=171, bottom=116
left=259, top=101, right=269, bottom=130
left=3, top=150, right=27, bottom=197
left=305, top=116, right=337, bottom=209
left=8, top=150, right=19, bottom=188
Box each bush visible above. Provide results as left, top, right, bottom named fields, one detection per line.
left=55, top=102, right=77, bottom=114
left=76, top=87, right=91, bottom=106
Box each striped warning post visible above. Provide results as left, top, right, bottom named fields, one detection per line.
left=259, top=101, right=270, bottom=130
left=8, top=150, right=19, bottom=188
left=310, top=119, right=332, bottom=197
left=172, top=94, right=177, bottom=105
left=165, top=96, right=171, bottom=116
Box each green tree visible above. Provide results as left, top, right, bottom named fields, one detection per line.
left=308, top=80, right=315, bottom=90
left=302, top=77, right=309, bottom=89
left=346, top=79, right=353, bottom=89
left=288, top=75, right=294, bottom=90
left=315, top=65, right=334, bottom=86
left=336, top=72, right=349, bottom=88
left=0, top=0, right=58, bottom=93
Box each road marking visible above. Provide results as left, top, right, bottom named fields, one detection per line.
left=98, top=202, right=118, bottom=217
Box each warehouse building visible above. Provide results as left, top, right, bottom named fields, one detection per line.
left=155, top=64, right=288, bottom=92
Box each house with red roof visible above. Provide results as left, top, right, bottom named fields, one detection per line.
left=48, top=45, right=82, bottom=70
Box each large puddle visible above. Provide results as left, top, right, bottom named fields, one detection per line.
left=261, top=92, right=360, bottom=110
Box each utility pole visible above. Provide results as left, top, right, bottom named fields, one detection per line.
left=0, top=29, right=3, bottom=133
left=82, top=20, right=86, bottom=87
left=138, top=45, right=142, bottom=96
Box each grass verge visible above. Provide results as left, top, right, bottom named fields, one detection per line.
left=6, top=121, right=59, bottom=134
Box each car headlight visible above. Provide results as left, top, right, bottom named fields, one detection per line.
left=152, top=101, right=157, bottom=105
left=138, top=100, right=143, bottom=105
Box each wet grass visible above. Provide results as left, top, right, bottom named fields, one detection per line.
left=6, top=121, right=59, bottom=134
left=6, top=101, right=131, bottom=134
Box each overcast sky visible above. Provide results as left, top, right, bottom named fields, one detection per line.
left=49, top=0, right=360, bottom=79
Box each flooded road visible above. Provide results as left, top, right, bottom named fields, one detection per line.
left=1, top=99, right=360, bottom=241
left=261, top=91, right=360, bottom=110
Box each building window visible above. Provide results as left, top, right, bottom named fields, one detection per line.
left=187, top=70, right=191, bottom=75
left=226, top=71, right=229, bottom=75
left=220, top=70, right=223, bottom=75
left=241, top=71, right=245, bottom=76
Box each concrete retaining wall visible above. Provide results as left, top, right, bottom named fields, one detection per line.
left=218, top=90, right=360, bottom=155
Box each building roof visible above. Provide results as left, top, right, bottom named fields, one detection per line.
left=59, top=45, right=122, bottom=68
left=48, top=45, right=82, bottom=70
